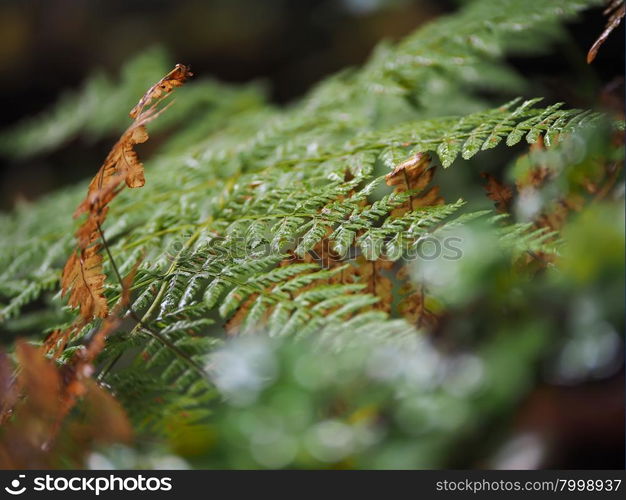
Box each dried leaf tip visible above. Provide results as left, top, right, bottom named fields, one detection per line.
left=385, top=152, right=431, bottom=183
left=129, top=63, right=193, bottom=119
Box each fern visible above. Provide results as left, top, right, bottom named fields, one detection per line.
left=0, top=0, right=622, bottom=469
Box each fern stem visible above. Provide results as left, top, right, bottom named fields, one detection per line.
left=97, top=221, right=207, bottom=377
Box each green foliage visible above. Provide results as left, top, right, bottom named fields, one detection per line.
left=0, top=0, right=622, bottom=469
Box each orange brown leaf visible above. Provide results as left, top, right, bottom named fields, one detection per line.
left=0, top=340, right=132, bottom=468
left=129, top=63, right=193, bottom=119
left=396, top=267, right=439, bottom=330
left=61, top=247, right=108, bottom=319
left=385, top=152, right=431, bottom=188
left=62, top=65, right=190, bottom=322
left=587, top=0, right=624, bottom=64
left=386, top=153, right=444, bottom=214
left=481, top=172, right=513, bottom=213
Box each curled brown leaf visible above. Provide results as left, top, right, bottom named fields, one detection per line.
left=386, top=153, right=444, bottom=214
left=129, top=63, right=193, bottom=119
left=62, top=65, right=191, bottom=322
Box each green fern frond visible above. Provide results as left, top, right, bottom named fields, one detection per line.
left=0, top=0, right=619, bottom=458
